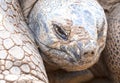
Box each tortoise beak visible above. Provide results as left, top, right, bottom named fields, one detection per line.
left=60, top=43, right=82, bottom=63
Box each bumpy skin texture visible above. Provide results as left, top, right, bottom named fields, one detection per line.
left=29, top=0, right=107, bottom=71
left=97, top=0, right=120, bottom=82
left=0, top=0, right=48, bottom=83
left=102, top=3, right=120, bottom=82
left=20, top=0, right=120, bottom=83
left=0, top=0, right=108, bottom=83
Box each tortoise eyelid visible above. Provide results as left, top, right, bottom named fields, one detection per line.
left=52, top=23, right=68, bottom=40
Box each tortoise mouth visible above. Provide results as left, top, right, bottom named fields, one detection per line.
left=39, top=45, right=99, bottom=71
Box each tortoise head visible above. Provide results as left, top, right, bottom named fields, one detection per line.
left=29, top=0, right=107, bottom=71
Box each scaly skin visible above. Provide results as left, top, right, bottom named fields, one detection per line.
left=0, top=0, right=108, bottom=83
left=94, top=1, right=120, bottom=82
left=28, top=0, right=108, bottom=83
left=20, top=0, right=120, bottom=83
left=103, top=3, right=120, bottom=83
left=29, top=0, right=107, bottom=71
left=0, top=0, right=48, bottom=83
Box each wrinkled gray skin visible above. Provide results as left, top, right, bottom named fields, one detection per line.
left=28, top=0, right=107, bottom=71
left=20, top=0, right=107, bottom=83
left=18, top=0, right=120, bottom=83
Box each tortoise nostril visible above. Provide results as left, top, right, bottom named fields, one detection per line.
left=91, top=51, right=94, bottom=55
left=83, top=51, right=95, bottom=58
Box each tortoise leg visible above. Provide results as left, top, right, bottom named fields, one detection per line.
left=0, top=0, right=48, bottom=83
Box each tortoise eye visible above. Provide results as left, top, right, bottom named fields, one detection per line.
left=53, top=24, right=68, bottom=40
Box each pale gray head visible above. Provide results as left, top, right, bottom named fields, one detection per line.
left=29, top=0, right=107, bottom=71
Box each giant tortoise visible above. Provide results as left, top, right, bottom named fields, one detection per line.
left=0, top=0, right=119, bottom=83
